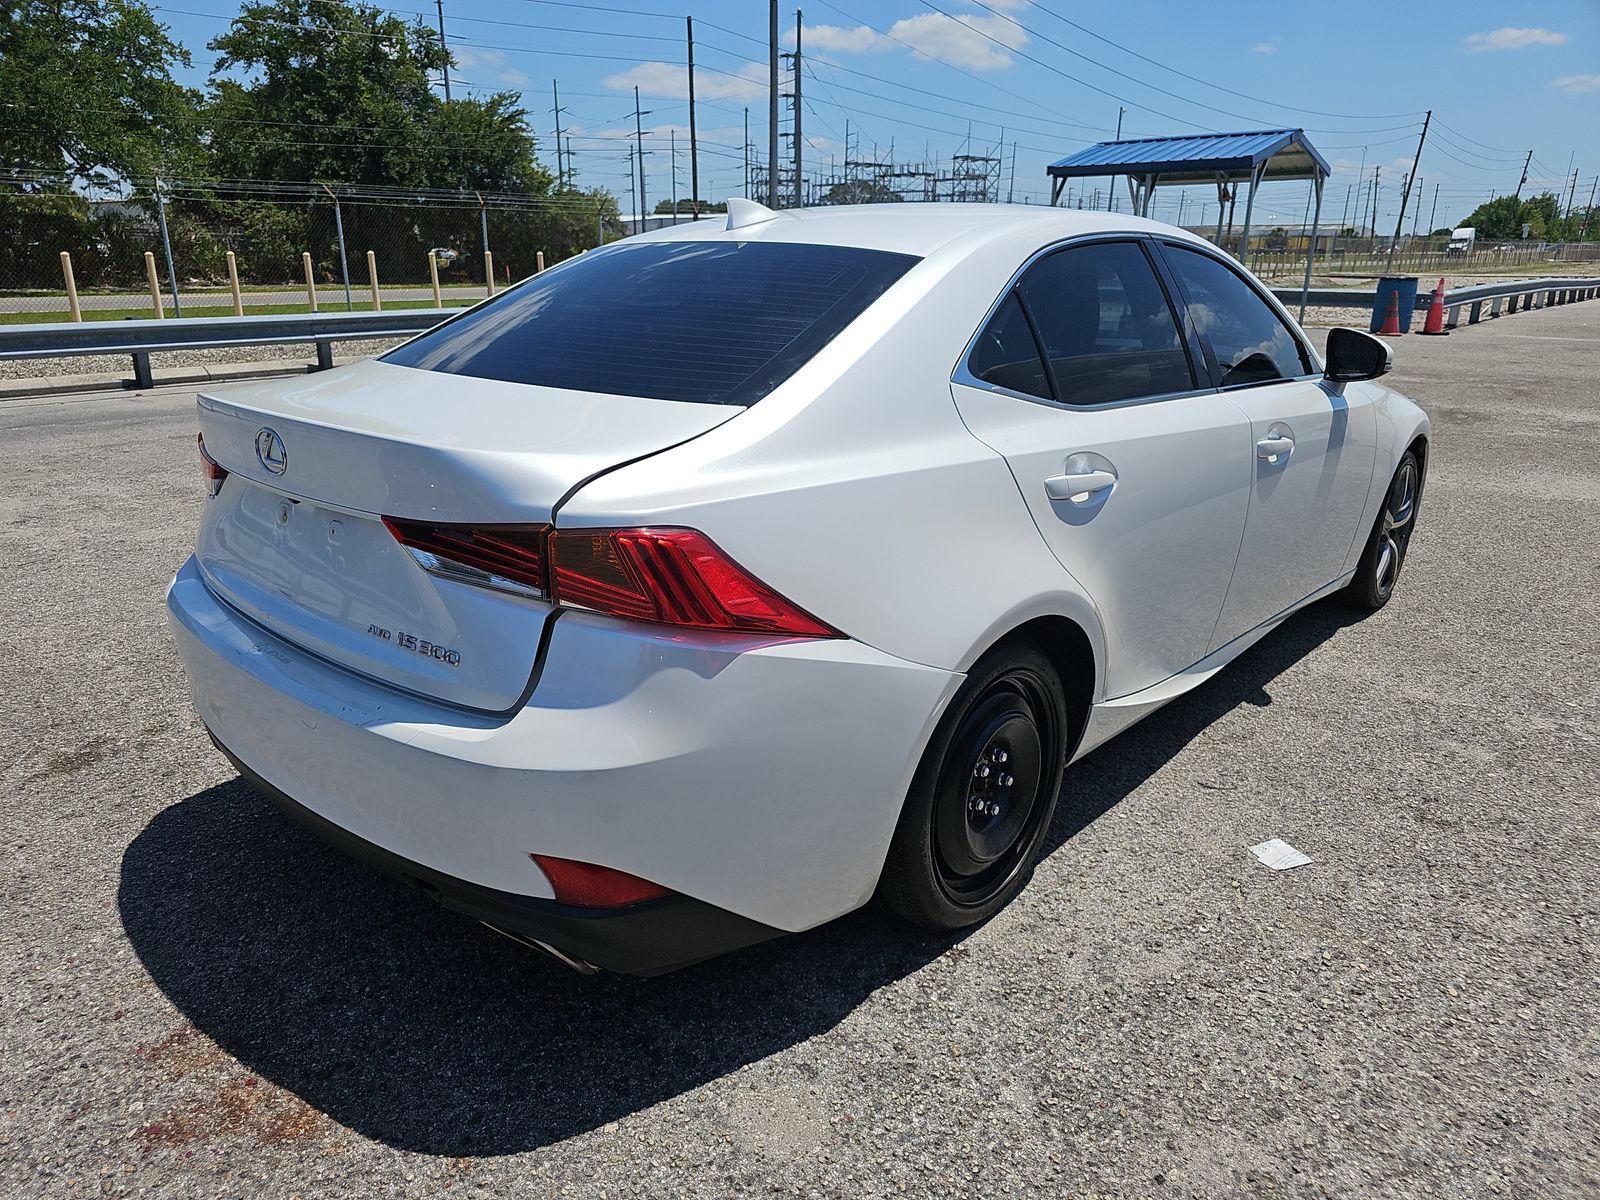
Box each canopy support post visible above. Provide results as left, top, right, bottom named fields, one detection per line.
left=1298, top=172, right=1325, bottom=323
left=1237, top=160, right=1265, bottom=265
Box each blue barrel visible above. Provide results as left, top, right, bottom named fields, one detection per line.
left=1371, top=276, right=1419, bottom=333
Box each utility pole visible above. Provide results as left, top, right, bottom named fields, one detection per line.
left=1339, top=183, right=1352, bottom=232
left=686, top=17, right=701, bottom=219
left=1115, top=106, right=1125, bottom=139
left=152, top=177, right=181, bottom=317
left=792, top=10, right=803, bottom=209
left=1513, top=150, right=1532, bottom=199
left=1370, top=166, right=1380, bottom=240
left=1427, top=182, right=1439, bottom=238
left=551, top=80, right=565, bottom=189
left=768, top=0, right=780, bottom=207
left=1563, top=167, right=1579, bottom=223
left=436, top=0, right=451, bottom=100
left=1581, top=175, right=1598, bottom=240
left=627, top=146, right=637, bottom=229
left=1387, top=109, right=1430, bottom=268
left=743, top=107, right=751, bottom=198
left=1007, top=141, right=1017, bottom=204
left=634, top=85, right=649, bottom=222
left=1411, top=176, right=1423, bottom=236
left=670, top=129, right=679, bottom=223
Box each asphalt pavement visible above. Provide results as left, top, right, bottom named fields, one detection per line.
left=1, top=303, right=1596, bottom=1198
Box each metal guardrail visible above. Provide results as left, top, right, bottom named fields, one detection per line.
left=1437, top=278, right=1600, bottom=330
left=1, top=278, right=1596, bottom=393
left=0, top=308, right=465, bottom=388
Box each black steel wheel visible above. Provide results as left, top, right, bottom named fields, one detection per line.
left=1345, top=449, right=1422, bottom=610
left=879, top=643, right=1068, bottom=931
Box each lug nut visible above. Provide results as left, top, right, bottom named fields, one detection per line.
left=991, top=748, right=1008, bottom=763
left=999, top=773, right=1013, bottom=787
left=975, top=763, right=990, bottom=779
left=987, top=802, right=1001, bottom=817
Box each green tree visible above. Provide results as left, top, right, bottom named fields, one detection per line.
left=818, top=179, right=904, bottom=205
left=0, top=0, right=200, bottom=187
left=1457, top=191, right=1569, bottom=241
left=201, top=0, right=560, bottom=195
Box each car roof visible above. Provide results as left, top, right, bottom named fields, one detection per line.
left=627, top=202, right=1208, bottom=260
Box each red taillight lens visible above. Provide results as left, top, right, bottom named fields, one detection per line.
left=383, top=519, right=838, bottom=638
left=383, top=517, right=550, bottom=597
left=550, top=527, right=839, bottom=637
left=197, top=434, right=227, bottom=496
left=530, top=855, right=674, bottom=908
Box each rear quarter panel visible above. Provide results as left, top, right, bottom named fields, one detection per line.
left=557, top=226, right=1110, bottom=692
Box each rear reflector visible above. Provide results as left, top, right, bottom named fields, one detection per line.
left=551, top=528, right=839, bottom=637
left=384, top=518, right=839, bottom=638
left=530, top=855, right=674, bottom=908
left=197, top=434, right=227, bottom=496
left=383, top=518, right=550, bottom=598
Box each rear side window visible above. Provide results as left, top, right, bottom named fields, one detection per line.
left=1014, top=241, right=1195, bottom=406
left=1161, top=244, right=1311, bottom=386
left=383, top=240, right=919, bottom=407
left=967, top=293, right=1050, bottom=399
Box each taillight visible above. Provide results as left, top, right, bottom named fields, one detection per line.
left=383, top=518, right=550, bottom=598
left=384, top=520, right=838, bottom=638
left=550, top=528, right=839, bottom=637
left=530, top=855, right=674, bottom=908
left=197, top=434, right=227, bottom=496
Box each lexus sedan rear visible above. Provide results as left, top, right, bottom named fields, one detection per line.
left=168, top=201, right=1427, bottom=973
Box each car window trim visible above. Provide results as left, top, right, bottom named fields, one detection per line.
left=953, top=231, right=1218, bottom=414
left=1149, top=238, right=1323, bottom=388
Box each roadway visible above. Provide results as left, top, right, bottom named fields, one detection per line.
left=1, top=303, right=1596, bottom=1197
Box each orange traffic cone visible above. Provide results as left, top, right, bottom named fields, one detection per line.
left=1377, top=288, right=1404, bottom=337
left=1419, top=277, right=1449, bottom=335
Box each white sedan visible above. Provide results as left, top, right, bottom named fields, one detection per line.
left=168, top=200, right=1428, bottom=974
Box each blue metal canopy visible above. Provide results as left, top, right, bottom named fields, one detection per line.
left=1048, top=129, right=1330, bottom=185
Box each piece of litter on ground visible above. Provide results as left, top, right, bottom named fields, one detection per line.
left=1249, top=838, right=1311, bottom=871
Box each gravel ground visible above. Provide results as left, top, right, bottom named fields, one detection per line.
left=1, top=305, right=1597, bottom=1198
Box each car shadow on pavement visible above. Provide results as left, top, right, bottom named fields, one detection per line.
left=118, top=599, right=1363, bottom=1158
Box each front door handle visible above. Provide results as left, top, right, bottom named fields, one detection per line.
left=1044, top=469, right=1117, bottom=502
left=1256, top=434, right=1295, bottom=463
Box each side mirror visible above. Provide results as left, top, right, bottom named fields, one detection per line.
left=1323, top=327, right=1392, bottom=382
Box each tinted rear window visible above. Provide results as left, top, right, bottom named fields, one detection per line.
left=383, top=240, right=920, bottom=406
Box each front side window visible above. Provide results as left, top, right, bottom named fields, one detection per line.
left=1014, top=241, right=1196, bottom=406
left=1161, top=244, right=1311, bottom=386
left=383, top=240, right=920, bottom=407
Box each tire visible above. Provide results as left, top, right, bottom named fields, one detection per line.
left=879, top=642, right=1068, bottom=932
left=1344, top=449, right=1422, bottom=611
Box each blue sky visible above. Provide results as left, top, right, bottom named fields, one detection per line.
left=156, top=0, right=1599, bottom=229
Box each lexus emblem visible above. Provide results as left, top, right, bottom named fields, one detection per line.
left=255, top=427, right=287, bottom=475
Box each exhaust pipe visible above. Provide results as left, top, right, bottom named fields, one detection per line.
left=481, top=922, right=600, bottom=975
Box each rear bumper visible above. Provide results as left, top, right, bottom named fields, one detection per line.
left=166, top=555, right=958, bottom=940
left=215, top=737, right=778, bottom=974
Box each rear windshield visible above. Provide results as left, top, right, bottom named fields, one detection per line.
left=383, top=240, right=920, bottom=406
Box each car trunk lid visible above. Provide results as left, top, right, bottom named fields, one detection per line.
left=193, top=359, right=737, bottom=711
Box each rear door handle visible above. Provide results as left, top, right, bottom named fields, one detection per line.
left=1256, top=435, right=1295, bottom=462
left=1044, top=469, right=1117, bottom=502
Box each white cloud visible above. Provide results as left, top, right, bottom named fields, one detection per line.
left=498, top=69, right=529, bottom=86
left=452, top=46, right=505, bottom=70
left=883, top=11, right=1028, bottom=70
left=602, top=61, right=767, bottom=101
left=1464, top=27, right=1568, bottom=52
left=785, top=9, right=1027, bottom=71
left=1252, top=38, right=1280, bottom=55
left=800, top=23, right=892, bottom=54
left=1551, top=73, right=1600, bottom=94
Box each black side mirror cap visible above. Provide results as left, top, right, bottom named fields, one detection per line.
left=1323, top=327, right=1393, bottom=383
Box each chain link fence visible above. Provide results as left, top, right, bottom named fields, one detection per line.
left=1, top=180, right=621, bottom=323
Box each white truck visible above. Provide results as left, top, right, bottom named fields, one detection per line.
left=1445, top=227, right=1476, bottom=257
